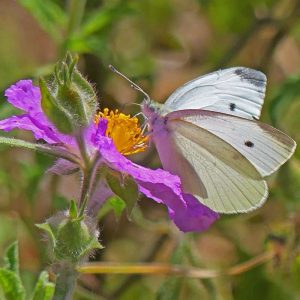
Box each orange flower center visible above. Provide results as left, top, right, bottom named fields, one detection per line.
left=95, top=108, right=148, bottom=156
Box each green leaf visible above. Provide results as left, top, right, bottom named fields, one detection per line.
left=31, top=271, right=54, bottom=300
left=106, top=172, right=139, bottom=218
left=0, top=268, right=25, bottom=300
left=81, top=4, right=133, bottom=37
left=4, top=242, right=19, bottom=274
left=17, top=0, right=66, bottom=42
left=98, top=196, right=126, bottom=220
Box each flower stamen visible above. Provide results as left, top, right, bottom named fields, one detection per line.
left=95, top=108, right=148, bottom=156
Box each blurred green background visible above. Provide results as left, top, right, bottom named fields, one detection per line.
left=0, top=0, right=300, bottom=299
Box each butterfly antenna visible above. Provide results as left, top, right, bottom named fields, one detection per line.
left=109, top=65, right=151, bottom=102
left=123, top=102, right=143, bottom=109
left=133, top=112, right=145, bottom=119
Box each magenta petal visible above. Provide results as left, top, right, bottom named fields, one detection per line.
left=47, top=158, right=79, bottom=175
left=4, top=80, right=42, bottom=113
left=98, top=137, right=186, bottom=210
left=169, top=193, right=219, bottom=232
left=98, top=137, right=181, bottom=202
left=3, top=80, right=75, bottom=145
left=0, top=114, right=59, bottom=143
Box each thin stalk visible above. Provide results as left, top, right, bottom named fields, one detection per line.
left=0, top=136, right=80, bottom=164
left=79, top=154, right=100, bottom=210
left=78, top=192, right=89, bottom=217
left=53, top=264, right=79, bottom=300
left=76, top=132, right=90, bottom=168
left=78, top=251, right=275, bottom=278
left=76, top=131, right=92, bottom=208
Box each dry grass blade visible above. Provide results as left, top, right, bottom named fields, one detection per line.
left=78, top=251, right=275, bottom=278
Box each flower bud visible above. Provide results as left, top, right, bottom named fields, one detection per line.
left=40, top=53, right=98, bottom=134
left=36, top=200, right=103, bottom=263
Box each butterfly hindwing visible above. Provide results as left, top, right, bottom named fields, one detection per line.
left=152, top=116, right=268, bottom=213
left=168, top=109, right=296, bottom=178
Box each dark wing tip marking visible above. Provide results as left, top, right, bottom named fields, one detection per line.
left=229, top=103, right=236, bottom=111
left=234, top=68, right=266, bottom=88
left=245, top=140, right=254, bottom=147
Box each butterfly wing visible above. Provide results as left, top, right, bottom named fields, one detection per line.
left=164, top=67, right=266, bottom=120
left=152, top=117, right=268, bottom=213
left=167, top=109, right=296, bottom=178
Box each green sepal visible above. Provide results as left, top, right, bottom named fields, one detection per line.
left=55, top=218, right=100, bottom=263
left=35, top=223, right=57, bottom=248
left=31, top=271, right=54, bottom=300
left=69, top=200, right=78, bottom=219
left=106, top=171, right=139, bottom=218
left=79, top=237, right=104, bottom=258
left=39, top=78, right=73, bottom=134
left=4, top=241, right=19, bottom=274
left=37, top=209, right=102, bottom=264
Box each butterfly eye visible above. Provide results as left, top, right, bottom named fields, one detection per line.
left=245, top=140, right=254, bottom=147
left=229, top=103, right=236, bottom=111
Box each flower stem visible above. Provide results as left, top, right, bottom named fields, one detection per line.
left=53, top=264, right=78, bottom=300
left=79, top=154, right=100, bottom=211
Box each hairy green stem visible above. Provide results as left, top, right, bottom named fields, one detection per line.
left=53, top=134, right=98, bottom=298
left=79, top=154, right=100, bottom=209
left=53, top=264, right=79, bottom=300
left=0, top=136, right=80, bottom=164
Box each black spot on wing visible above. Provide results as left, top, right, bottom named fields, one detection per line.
left=229, top=103, right=236, bottom=111
left=234, top=68, right=266, bottom=88
left=245, top=140, right=254, bottom=147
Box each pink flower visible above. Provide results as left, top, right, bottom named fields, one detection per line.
left=0, top=80, right=219, bottom=232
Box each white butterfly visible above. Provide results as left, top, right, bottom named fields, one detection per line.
left=110, top=66, right=296, bottom=214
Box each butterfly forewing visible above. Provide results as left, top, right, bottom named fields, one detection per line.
left=164, top=67, right=266, bottom=120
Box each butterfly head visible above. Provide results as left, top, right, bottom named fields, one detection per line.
left=142, top=99, right=164, bottom=118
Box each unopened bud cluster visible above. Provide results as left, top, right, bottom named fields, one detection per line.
left=39, top=53, right=98, bottom=134
left=37, top=200, right=102, bottom=264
